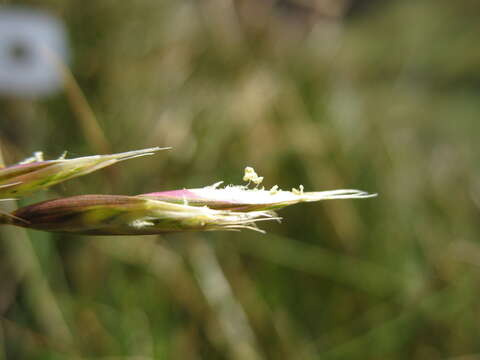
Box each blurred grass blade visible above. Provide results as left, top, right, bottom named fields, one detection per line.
left=0, top=147, right=168, bottom=199
left=0, top=195, right=278, bottom=235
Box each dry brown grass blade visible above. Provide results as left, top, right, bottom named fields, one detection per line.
left=44, top=48, right=111, bottom=155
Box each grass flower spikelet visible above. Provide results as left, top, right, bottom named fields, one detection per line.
left=0, top=147, right=168, bottom=199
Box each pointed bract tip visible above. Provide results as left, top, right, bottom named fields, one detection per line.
left=0, top=147, right=171, bottom=199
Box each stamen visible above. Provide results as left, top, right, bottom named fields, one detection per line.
left=243, top=166, right=264, bottom=187
left=19, top=151, right=44, bottom=164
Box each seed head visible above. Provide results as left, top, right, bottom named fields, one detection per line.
left=0, top=147, right=168, bottom=199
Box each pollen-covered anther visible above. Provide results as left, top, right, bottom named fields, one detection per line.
left=20, top=151, right=44, bottom=164
left=269, top=185, right=279, bottom=194
left=243, top=167, right=255, bottom=182
left=243, top=166, right=264, bottom=186
left=292, top=185, right=304, bottom=195
left=253, top=176, right=263, bottom=185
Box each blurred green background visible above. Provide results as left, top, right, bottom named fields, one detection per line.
left=1, top=0, right=480, bottom=359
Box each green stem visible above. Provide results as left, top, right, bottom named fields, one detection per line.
left=0, top=139, right=75, bottom=351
